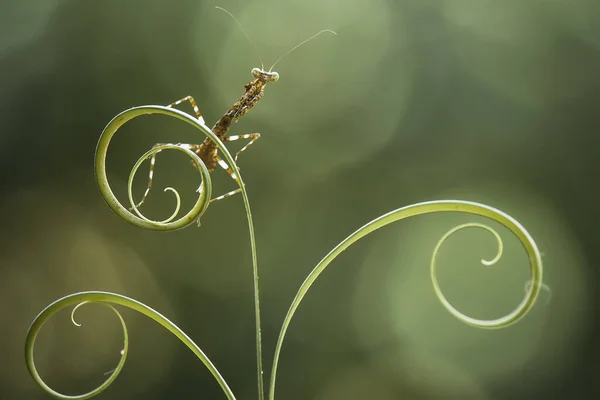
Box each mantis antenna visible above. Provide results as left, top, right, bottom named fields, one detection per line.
left=215, top=6, right=265, bottom=70
left=215, top=6, right=336, bottom=74
left=268, top=29, right=337, bottom=72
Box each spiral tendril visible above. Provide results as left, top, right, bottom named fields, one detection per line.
left=26, top=298, right=130, bottom=400
left=25, top=292, right=236, bottom=399
left=430, top=222, right=525, bottom=328
left=268, top=200, right=543, bottom=399
left=94, top=106, right=226, bottom=231
left=127, top=146, right=185, bottom=224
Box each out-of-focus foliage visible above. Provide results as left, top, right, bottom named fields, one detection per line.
left=0, top=0, right=598, bottom=399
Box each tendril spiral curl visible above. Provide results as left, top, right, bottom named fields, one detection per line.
left=94, top=105, right=235, bottom=230
left=431, top=222, right=515, bottom=328
left=25, top=291, right=236, bottom=399
left=268, top=200, right=543, bottom=400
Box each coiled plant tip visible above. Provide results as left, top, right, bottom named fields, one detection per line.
left=94, top=106, right=219, bottom=231
left=25, top=292, right=236, bottom=399
left=268, top=200, right=542, bottom=399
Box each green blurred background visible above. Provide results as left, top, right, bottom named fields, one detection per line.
left=1, top=0, right=598, bottom=398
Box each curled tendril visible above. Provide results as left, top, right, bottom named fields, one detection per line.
left=268, top=200, right=543, bottom=400
left=25, top=291, right=236, bottom=400
left=127, top=146, right=187, bottom=224
left=431, top=222, right=517, bottom=328
left=94, top=105, right=230, bottom=231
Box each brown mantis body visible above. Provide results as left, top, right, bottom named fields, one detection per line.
left=132, top=9, right=335, bottom=209
left=133, top=68, right=278, bottom=208
left=196, top=68, right=278, bottom=172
